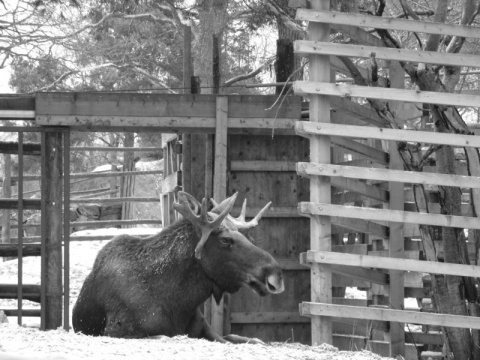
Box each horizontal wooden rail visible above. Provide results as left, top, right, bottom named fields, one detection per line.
left=331, top=137, right=389, bottom=165
left=0, top=169, right=163, bottom=183
left=0, top=244, right=41, bottom=257
left=0, top=284, right=40, bottom=302
left=231, top=161, right=296, bottom=172
left=0, top=309, right=41, bottom=317
left=297, top=121, right=480, bottom=148
left=299, top=202, right=480, bottom=229
left=0, top=110, right=35, bottom=120
left=296, top=9, right=480, bottom=39
left=298, top=162, right=480, bottom=189
left=300, top=253, right=389, bottom=285
left=331, top=177, right=389, bottom=203
left=70, top=219, right=161, bottom=227
left=303, top=250, right=480, bottom=278
left=71, top=146, right=160, bottom=152
left=70, top=197, right=160, bottom=204
left=0, top=199, right=41, bottom=210
left=296, top=41, right=480, bottom=69
left=0, top=142, right=41, bottom=156
left=231, top=311, right=309, bottom=324
left=294, top=81, right=480, bottom=108
left=300, top=302, right=480, bottom=329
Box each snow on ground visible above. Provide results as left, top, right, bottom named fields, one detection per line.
left=0, top=228, right=395, bottom=360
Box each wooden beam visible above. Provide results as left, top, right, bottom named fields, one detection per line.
left=330, top=97, right=388, bottom=127
left=331, top=216, right=389, bottom=239
left=211, top=96, right=228, bottom=336
left=0, top=244, right=41, bottom=257
left=300, top=302, right=480, bottom=329
left=230, top=160, right=296, bottom=172
left=296, top=121, right=480, bottom=148
left=300, top=253, right=389, bottom=285
left=294, top=81, right=480, bottom=108
left=306, top=250, right=480, bottom=278
left=0, top=284, right=41, bottom=303
left=299, top=201, right=480, bottom=230
left=0, top=142, right=41, bottom=156
left=298, top=162, right=480, bottom=189
left=331, top=177, right=389, bottom=203
left=41, top=131, right=63, bottom=330
left=330, top=137, right=389, bottom=165
left=230, top=311, right=309, bottom=324
left=307, top=0, right=332, bottom=346
left=297, top=41, right=480, bottom=68
left=297, top=9, right=480, bottom=40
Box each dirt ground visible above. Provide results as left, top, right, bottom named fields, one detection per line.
left=0, top=233, right=394, bottom=360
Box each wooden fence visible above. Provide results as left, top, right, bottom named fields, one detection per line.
left=0, top=131, right=162, bottom=328
left=294, top=1, right=480, bottom=358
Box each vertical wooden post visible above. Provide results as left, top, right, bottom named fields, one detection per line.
left=109, top=164, right=117, bottom=198
left=41, top=130, right=63, bottom=330
left=17, top=133, right=23, bottom=326
left=121, top=133, right=135, bottom=227
left=308, top=0, right=332, bottom=346
left=2, top=154, right=12, bottom=250
left=63, top=131, right=71, bottom=330
left=210, top=96, right=228, bottom=336
left=388, top=61, right=406, bottom=357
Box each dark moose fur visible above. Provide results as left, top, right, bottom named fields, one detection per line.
left=72, top=193, right=284, bottom=342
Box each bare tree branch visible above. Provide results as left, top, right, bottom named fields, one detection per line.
left=224, top=57, right=275, bottom=87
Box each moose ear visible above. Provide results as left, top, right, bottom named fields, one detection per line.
left=212, top=283, right=224, bottom=304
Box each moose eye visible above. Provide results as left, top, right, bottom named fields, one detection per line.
left=219, top=237, right=233, bottom=246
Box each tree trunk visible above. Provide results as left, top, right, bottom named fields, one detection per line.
left=194, top=0, right=229, bottom=94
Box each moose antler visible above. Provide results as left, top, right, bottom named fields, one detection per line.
left=173, top=191, right=237, bottom=259
left=211, top=197, right=272, bottom=232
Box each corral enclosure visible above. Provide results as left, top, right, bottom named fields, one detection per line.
left=2, top=2, right=480, bottom=360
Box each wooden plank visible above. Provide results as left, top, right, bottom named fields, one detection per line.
left=294, top=81, right=480, bottom=108
left=35, top=93, right=300, bottom=119
left=305, top=250, right=480, bottom=278
left=300, top=252, right=389, bottom=285
left=332, top=216, right=389, bottom=239
left=297, top=41, right=480, bottom=68
left=0, top=142, right=41, bottom=156
left=36, top=115, right=298, bottom=134
left=211, top=96, right=228, bottom=336
left=298, top=162, right=480, bottom=189
left=330, top=137, right=389, bottom=165
left=297, top=9, right=480, bottom=40
left=331, top=178, right=389, bottom=203
left=0, top=244, right=41, bottom=257
left=230, top=161, right=296, bottom=172
left=300, top=302, right=480, bottom=329
left=0, top=284, right=41, bottom=302
left=299, top=202, right=480, bottom=230
left=296, top=122, right=480, bottom=149
left=0, top=110, right=35, bottom=120
left=307, top=0, right=332, bottom=346
left=1, top=309, right=41, bottom=317
left=230, top=311, right=309, bottom=324
left=41, top=131, right=63, bottom=330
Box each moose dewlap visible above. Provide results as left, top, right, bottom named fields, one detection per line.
left=72, top=191, right=284, bottom=343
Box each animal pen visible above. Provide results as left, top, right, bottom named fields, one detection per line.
left=1, top=3, right=480, bottom=360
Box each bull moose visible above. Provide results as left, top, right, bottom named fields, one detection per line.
left=72, top=191, right=284, bottom=343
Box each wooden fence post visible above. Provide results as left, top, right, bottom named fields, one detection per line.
left=210, top=96, right=228, bottom=336
left=2, top=154, right=12, bottom=253
left=308, top=0, right=332, bottom=346
left=41, top=130, right=63, bottom=330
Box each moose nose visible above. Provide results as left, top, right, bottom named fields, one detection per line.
left=266, top=272, right=285, bottom=294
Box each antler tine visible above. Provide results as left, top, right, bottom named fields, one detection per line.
left=250, top=201, right=272, bottom=227
left=239, top=199, right=247, bottom=221
left=177, top=191, right=201, bottom=214
left=173, top=196, right=201, bottom=223
left=194, top=192, right=238, bottom=259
